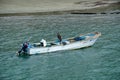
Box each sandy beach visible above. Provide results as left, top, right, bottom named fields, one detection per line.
left=0, top=0, right=120, bottom=16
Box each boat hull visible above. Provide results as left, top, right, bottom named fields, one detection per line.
left=29, top=38, right=98, bottom=55
left=17, top=32, right=101, bottom=55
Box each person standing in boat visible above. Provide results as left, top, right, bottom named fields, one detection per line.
left=57, top=32, right=62, bottom=43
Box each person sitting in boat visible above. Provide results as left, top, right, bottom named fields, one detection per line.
left=57, top=32, right=62, bottom=43
left=40, top=39, right=47, bottom=47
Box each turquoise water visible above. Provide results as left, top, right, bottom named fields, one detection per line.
left=0, top=14, right=120, bottom=80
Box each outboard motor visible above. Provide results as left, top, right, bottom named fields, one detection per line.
left=18, top=42, right=28, bottom=55
left=22, top=43, right=28, bottom=53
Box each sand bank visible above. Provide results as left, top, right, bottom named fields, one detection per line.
left=0, top=0, right=119, bottom=16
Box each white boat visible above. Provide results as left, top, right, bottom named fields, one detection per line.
left=17, top=32, right=101, bottom=55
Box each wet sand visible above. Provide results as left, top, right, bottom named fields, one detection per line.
left=0, top=0, right=120, bottom=16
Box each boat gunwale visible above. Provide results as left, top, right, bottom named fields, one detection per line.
left=29, top=32, right=101, bottom=49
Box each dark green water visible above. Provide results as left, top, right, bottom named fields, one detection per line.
left=0, top=14, right=120, bottom=80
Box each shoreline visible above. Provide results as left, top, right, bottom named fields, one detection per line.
left=0, top=1, right=120, bottom=17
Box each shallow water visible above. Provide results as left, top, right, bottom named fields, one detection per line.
left=0, top=14, right=120, bottom=80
